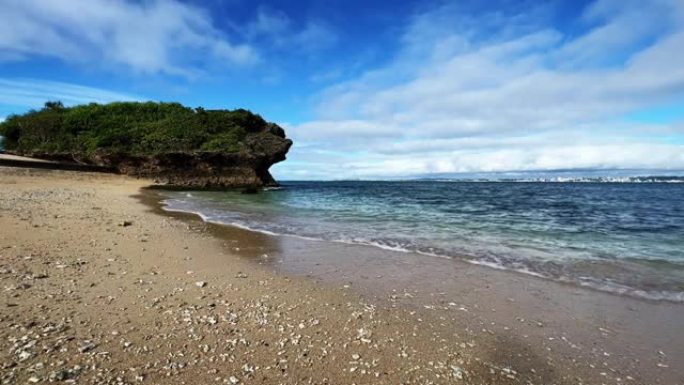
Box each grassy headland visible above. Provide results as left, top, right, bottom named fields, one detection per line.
left=0, top=101, right=283, bottom=156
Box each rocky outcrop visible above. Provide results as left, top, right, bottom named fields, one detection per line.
left=24, top=125, right=293, bottom=189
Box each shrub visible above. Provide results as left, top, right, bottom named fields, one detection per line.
left=0, top=101, right=273, bottom=156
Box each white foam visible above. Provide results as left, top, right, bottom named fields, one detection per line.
left=160, top=198, right=684, bottom=303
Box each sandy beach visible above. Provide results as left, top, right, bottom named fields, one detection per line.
left=1, top=166, right=682, bottom=385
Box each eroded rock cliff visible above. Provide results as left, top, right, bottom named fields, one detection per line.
left=26, top=125, right=292, bottom=189
left=0, top=102, right=293, bottom=189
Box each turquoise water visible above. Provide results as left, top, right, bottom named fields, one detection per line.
left=162, top=181, right=684, bottom=302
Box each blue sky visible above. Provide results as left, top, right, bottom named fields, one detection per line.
left=1, top=0, right=683, bottom=179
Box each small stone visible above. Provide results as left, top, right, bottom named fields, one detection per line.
left=228, top=376, right=239, bottom=384
left=451, top=365, right=464, bottom=380
left=235, top=272, right=248, bottom=279
left=119, top=220, right=133, bottom=227
left=48, top=369, right=72, bottom=381
left=195, top=281, right=207, bottom=288
left=357, top=328, right=372, bottom=343
left=78, top=341, right=97, bottom=353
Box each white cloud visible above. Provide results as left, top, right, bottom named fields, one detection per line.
left=355, top=143, right=684, bottom=176
left=0, top=0, right=257, bottom=77
left=244, top=7, right=337, bottom=52
left=275, top=140, right=684, bottom=180
left=552, top=0, right=674, bottom=68
left=278, top=0, right=684, bottom=179
left=0, top=78, right=140, bottom=108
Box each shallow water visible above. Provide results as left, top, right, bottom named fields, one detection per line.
left=162, top=181, right=684, bottom=302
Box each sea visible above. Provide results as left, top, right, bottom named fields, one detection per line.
left=161, top=181, right=684, bottom=302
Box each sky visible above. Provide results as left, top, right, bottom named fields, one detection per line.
left=1, top=0, right=683, bottom=180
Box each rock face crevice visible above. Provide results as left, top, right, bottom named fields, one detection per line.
left=24, top=127, right=293, bottom=189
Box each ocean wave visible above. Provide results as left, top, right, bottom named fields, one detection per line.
left=160, top=198, right=684, bottom=303
left=572, top=278, right=684, bottom=303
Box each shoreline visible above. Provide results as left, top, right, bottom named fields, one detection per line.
left=155, top=191, right=684, bottom=304
left=156, top=183, right=684, bottom=305
left=144, top=184, right=684, bottom=383
left=1, top=167, right=682, bottom=384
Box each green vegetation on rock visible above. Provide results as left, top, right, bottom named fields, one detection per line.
left=0, top=101, right=279, bottom=156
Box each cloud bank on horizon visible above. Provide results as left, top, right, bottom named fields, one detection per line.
left=0, top=0, right=683, bottom=179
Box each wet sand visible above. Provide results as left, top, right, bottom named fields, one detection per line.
left=1, top=166, right=682, bottom=385
left=150, top=191, right=684, bottom=384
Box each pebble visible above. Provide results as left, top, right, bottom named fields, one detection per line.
left=451, top=365, right=464, bottom=379
left=78, top=341, right=98, bottom=353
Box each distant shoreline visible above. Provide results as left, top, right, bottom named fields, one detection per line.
left=278, top=177, right=684, bottom=183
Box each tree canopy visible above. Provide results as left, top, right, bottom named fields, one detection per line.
left=0, top=101, right=276, bottom=155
